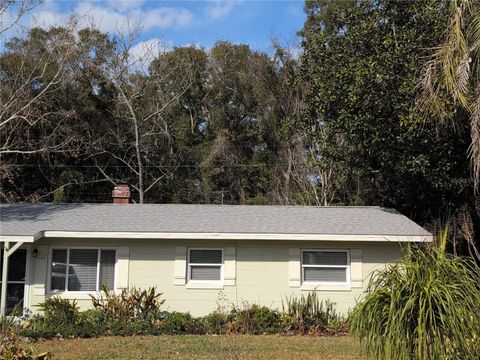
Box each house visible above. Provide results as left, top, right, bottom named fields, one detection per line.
left=0, top=185, right=432, bottom=317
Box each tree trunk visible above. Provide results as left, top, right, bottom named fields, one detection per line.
left=133, top=117, right=144, bottom=204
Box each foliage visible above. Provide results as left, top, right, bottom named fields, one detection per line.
left=36, top=297, right=79, bottom=327
left=300, top=0, right=479, bottom=245
left=227, top=302, right=280, bottom=334
left=0, top=337, right=50, bottom=360
left=281, top=292, right=341, bottom=334
left=90, top=286, right=164, bottom=321
left=157, top=311, right=205, bottom=335
left=350, top=246, right=480, bottom=359
left=15, top=289, right=346, bottom=339
left=417, top=0, right=480, bottom=190
left=0, top=5, right=479, bottom=248
left=201, top=310, right=229, bottom=334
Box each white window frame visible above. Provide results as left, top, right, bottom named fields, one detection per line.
left=187, top=247, right=224, bottom=284
left=47, top=247, right=117, bottom=294
left=301, top=249, right=350, bottom=286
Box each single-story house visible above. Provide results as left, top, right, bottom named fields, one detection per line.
left=0, top=187, right=432, bottom=317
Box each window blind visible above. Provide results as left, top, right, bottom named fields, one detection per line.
left=303, top=251, right=348, bottom=266
left=68, top=249, right=98, bottom=291
left=190, top=266, right=221, bottom=281
left=303, top=267, right=347, bottom=282
left=99, top=250, right=115, bottom=290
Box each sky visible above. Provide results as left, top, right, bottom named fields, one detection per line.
left=2, top=0, right=306, bottom=54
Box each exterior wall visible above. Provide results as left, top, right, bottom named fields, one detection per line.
left=27, top=238, right=402, bottom=316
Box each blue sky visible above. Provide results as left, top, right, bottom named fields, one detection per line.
left=3, top=1, right=306, bottom=53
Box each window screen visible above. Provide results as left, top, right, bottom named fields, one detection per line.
left=188, top=249, right=223, bottom=282
left=189, top=249, right=222, bottom=264
left=303, top=267, right=347, bottom=282
left=68, top=249, right=98, bottom=291
left=51, top=249, right=67, bottom=291
left=50, top=248, right=116, bottom=292
left=99, top=250, right=116, bottom=290
left=190, top=266, right=221, bottom=281
left=302, top=250, right=349, bottom=284
left=303, top=251, right=348, bottom=266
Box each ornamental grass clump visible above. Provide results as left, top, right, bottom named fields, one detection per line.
left=350, top=246, right=480, bottom=359
left=281, top=292, right=341, bottom=334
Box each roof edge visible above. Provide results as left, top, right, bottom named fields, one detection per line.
left=27, top=231, right=433, bottom=242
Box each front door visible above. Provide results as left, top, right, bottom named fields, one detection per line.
left=0, top=248, right=27, bottom=315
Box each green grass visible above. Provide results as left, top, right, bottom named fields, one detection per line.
left=31, top=335, right=362, bottom=359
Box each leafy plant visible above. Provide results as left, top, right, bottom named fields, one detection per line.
left=282, top=292, right=340, bottom=334
left=158, top=312, right=205, bottom=334
left=228, top=302, right=280, bottom=334
left=36, top=297, right=80, bottom=329
left=350, top=246, right=480, bottom=359
left=202, top=310, right=228, bottom=334
left=90, top=286, right=164, bottom=321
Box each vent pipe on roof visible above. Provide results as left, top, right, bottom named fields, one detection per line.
left=112, top=184, right=130, bottom=204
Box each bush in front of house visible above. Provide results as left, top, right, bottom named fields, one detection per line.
left=158, top=311, right=206, bottom=335
left=201, top=310, right=229, bottom=334
left=281, top=292, right=343, bottom=334
left=349, top=246, right=480, bottom=360
left=227, top=302, right=280, bottom=334
left=90, top=286, right=165, bottom=322
left=21, top=297, right=81, bottom=339
left=15, top=288, right=347, bottom=339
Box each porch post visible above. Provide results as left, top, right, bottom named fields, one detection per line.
left=0, top=242, right=10, bottom=319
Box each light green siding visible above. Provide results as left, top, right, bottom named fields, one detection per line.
left=27, top=238, right=401, bottom=316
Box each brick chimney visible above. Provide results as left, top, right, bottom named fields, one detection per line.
left=112, top=184, right=130, bottom=204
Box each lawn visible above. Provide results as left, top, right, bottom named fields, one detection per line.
left=31, top=335, right=363, bottom=359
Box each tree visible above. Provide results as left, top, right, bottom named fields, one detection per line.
left=418, top=0, right=480, bottom=190
left=300, top=1, right=475, bottom=220
left=90, top=27, right=195, bottom=203
left=0, top=0, right=41, bottom=36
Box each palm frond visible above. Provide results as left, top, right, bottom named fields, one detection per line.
left=469, top=94, right=480, bottom=189
left=417, top=0, right=480, bottom=190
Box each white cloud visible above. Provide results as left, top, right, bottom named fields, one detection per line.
left=30, top=1, right=194, bottom=34
left=107, top=0, right=145, bottom=11
left=129, top=37, right=173, bottom=68
left=142, top=7, right=194, bottom=29
left=205, top=0, right=238, bottom=20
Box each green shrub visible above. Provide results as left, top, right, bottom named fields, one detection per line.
left=228, top=302, right=280, bottom=334
left=158, top=311, right=205, bottom=334
left=90, top=286, right=164, bottom=321
left=202, top=310, right=229, bottom=334
left=281, top=293, right=341, bottom=334
left=21, top=297, right=81, bottom=338
left=350, top=246, right=480, bottom=359
left=14, top=288, right=347, bottom=339
left=37, top=297, right=79, bottom=329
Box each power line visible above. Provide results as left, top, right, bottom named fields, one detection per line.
left=0, top=163, right=301, bottom=168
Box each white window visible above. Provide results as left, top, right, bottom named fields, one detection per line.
left=301, top=250, right=350, bottom=285
left=187, top=248, right=223, bottom=283
left=50, top=248, right=116, bottom=292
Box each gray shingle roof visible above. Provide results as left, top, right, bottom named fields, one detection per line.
left=0, top=203, right=430, bottom=237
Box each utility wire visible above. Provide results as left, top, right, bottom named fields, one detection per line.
left=1, top=163, right=307, bottom=168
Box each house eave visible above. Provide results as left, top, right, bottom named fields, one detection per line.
left=0, top=231, right=432, bottom=242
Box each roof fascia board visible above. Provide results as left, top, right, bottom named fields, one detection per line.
left=0, top=235, right=36, bottom=243
left=42, top=231, right=432, bottom=242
